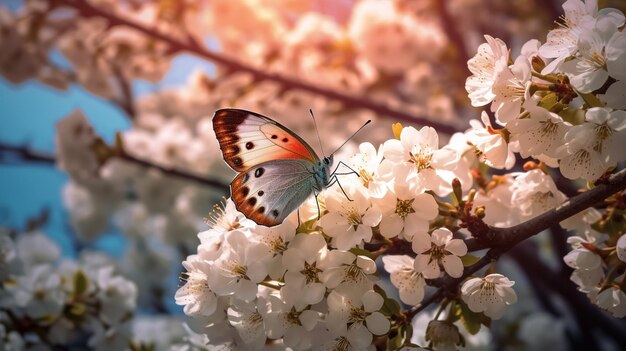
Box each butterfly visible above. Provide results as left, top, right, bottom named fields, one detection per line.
left=213, top=108, right=369, bottom=227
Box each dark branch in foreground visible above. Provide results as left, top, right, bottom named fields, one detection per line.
left=0, top=141, right=229, bottom=193
left=406, top=167, right=626, bottom=319
left=52, top=0, right=462, bottom=135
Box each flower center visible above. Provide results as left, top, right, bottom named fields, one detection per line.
left=204, top=200, right=241, bottom=232
left=540, top=120, right=559, bottom=137
left=247, top=311, right=264, bottom=328
left=344, top=262, right=366, bottom=283
left=395, top=198, right=415, bottom=219
left=345, top=206, right=362, bottom=227
left=409, top=147, right=433, bottom=172
left=349, top=306, right=368, bottom=324
left=267, top=237, right=287, bottom=255
left=225, top=260, right=248, bottom=279
left=302, top=262, right=322, bottom=284
left=589, top=51, right=606, bottom=69
left=330, top=337, right=351, bottom=351
left=359, top=168, right=373, bottom=187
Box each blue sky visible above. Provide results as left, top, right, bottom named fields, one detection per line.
left=0, top=54, right=214, bottom=256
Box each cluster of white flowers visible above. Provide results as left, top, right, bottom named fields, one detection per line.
left=564, top=230, right=626, bottom=318
left=0, top=229, right=142, bottom=350
left=465, top=0, right=626, bottom=182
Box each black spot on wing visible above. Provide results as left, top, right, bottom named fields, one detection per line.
left=255, top=168, right=265, bottom=178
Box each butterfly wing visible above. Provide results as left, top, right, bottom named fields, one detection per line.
left=213, top=108, right=320, bottom=172
left=230, top=159, right=318, bottom=227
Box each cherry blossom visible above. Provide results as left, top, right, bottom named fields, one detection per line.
left=461, top=273, right=517, bottom=319
left=320, top=182, right=382, bottom=250
left=465, top=35, right=509, bottom=107
left=412, top=228, right=467, bottom=279
left=382, top=255, right=426, bottom=305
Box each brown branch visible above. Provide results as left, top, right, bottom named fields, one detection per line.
left=0, top=141, right=229, bottom=192
left=406, top=167, right=626, bottom=319
left=51, top=0, right=462, bottom=135
left=434, top=1, right=470, bottom=72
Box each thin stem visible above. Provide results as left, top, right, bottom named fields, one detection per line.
left=52, top=0, right=462, bottom=135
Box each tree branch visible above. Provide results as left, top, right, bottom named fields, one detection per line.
left=406, top=167, right=626, bottom=319
left=51, top=0, right=462, bottom=135
left=0, top=141, right=229, bottom=193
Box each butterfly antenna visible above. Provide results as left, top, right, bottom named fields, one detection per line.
left=330, top=120, right=372, bottom=156
left=309, top=109, right=325, bottom=156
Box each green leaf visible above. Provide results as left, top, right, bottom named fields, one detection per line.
left=73, top=270, right=89, bottom=297
left=537, top=92, right=559, bottom=111
left=387, top=324, right=413, bottom=351
left=456, top=300, right=482, bottom=335
left=379, top=296, right=401, bottom=317
left=460, top=255, right=480, bottom=267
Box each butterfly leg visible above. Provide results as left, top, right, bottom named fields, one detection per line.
left=330, top=175, right=353, bottom=201
left=314, top=190, right=321, bottom=220
left=331, top=161, right=359, bottom=177
left=297, top=208, right=301, bottom=228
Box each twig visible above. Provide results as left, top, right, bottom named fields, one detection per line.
left=52, top=0, right=462, bottom=135
left=406, top=167, right=626, bottom=318
left=0, top=141, right=229, bottom=192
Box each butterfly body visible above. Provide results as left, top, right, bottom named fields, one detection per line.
left=213, top=109, right=335, bottom=227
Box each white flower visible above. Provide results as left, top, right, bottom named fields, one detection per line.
left=583, top=108, right=626, bottom=164
left=374, top=174, right=438, bottom=240
left=320, top=182, right=382, bottom=250
left=326, top=289, right=390, bottom=349
left=561, top=17, right=626, bottom=93
left=201, top=199, right=255, bottom=239
left=564, top=248, right=601, bottom=270
left=555, top=108, right=626, bottom=182
left=570, top=266, right=604, bottom=293
left=412, top=228, right=467, bottom=279
left=491, top=56, right=532, bottom=125
left=591, top=286, right=626, bottom=318
left=254, top=220, right=297, bottom=280
left=538, top=0, right=599, bottom=73
left=319, top=251, right=377, bottom=293
left=264, top=295, right=320, bottom=351
left=383, top=126, right=465, bottom=196
left=95, top=266, right=137, bottom=325
left=209, top=231, right=271, bottom=301
left=616, top=234, right=626, bottom=263
left=382, top=255, right=425, bottom=305
left=466, top=112, right=515, bottom=169
left=227, top=298, right=269, bottom=350
left=510, top=170, right=567, bottom=220
left=473, top=175, right=521, bottom=227
left=349, top=142, right=385, bottom=192
left=507, top=100, right=571, bottom=160
left=12, top=264, right=66, bottom=319
left=461, top=273, right=517, bottom=319
left=425, top=320, right=464, bottom=351
left=55, top=110, right=100, bottom=184
left=465, top=35, right=509, bottom=107
left=281, top=233, right=328, bottom=310
left=15, top=231, right=60, bottom=269
left=175, top=255, right=218, bottom=317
